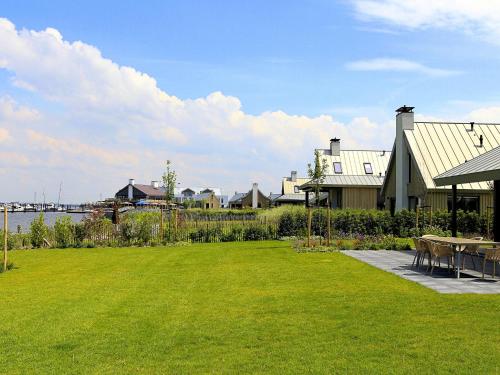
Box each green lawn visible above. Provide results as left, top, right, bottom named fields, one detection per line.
left=1, top=241, right=499, bottom=374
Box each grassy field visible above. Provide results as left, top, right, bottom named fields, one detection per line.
left=1, top=241, right=499, bottom=374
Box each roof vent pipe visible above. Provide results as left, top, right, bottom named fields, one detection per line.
left=479, top=134, right=483, bottom=147
left=470, top=122, right=475, bottom=131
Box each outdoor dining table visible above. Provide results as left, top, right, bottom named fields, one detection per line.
left=423, top=236, right=500, bottom=279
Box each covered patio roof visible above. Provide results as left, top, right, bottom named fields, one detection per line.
left=434, top=146, right=500, bottom=186
left=434, top=146, right=500, bottom=241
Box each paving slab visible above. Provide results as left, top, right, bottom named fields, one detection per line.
left=341, top=250, right=500, bottom=294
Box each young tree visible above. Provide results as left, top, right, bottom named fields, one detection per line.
left=307, top=150, right=328, bottom=246
left=307, top=150, right=328, bottom=208
left=162, top=160, right=177, bottom=206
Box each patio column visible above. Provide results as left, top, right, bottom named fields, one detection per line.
left=494, top=180, right=500, bottom=242
left=451, top=184, right=457, bottom=237
left=305, top=191, right=310, bottom=208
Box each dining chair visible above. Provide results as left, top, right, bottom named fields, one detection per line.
left=412, top=238, right=430, bottom=269
left=428, top=241, right=454, bottom=275
left=462, top=236, right=483, bottom=270
left=482, top=248, right=500, bottom=279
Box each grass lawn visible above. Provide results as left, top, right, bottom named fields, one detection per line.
left=1, top=241, right=499, bottom=374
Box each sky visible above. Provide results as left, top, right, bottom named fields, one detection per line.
left=1, top=0, right=500, bottom=202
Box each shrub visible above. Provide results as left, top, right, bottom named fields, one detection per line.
left=243, top=225, right=268, bottom=241
left=30, top=213, right=48, bottom=248
left=54, top=216, right=75, bottom=248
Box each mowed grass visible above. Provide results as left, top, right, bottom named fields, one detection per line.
left=1, top=242, right=499, bottom=374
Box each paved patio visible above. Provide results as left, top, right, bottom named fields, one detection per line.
left=342, top=250, right=500, bottom=294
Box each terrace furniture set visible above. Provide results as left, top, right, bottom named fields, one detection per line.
left=412, top=236, right=500, bottom=279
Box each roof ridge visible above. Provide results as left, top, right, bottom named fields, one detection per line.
left=414, top=121, right=500, bottom=125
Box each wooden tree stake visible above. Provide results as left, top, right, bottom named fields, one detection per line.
left=3, top=206, right=7, bottom=272
left=307, top=207, right=312, bottom=248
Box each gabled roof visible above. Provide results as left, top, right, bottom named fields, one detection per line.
left=320, top=149, right=391, bottom=176
left=300, top=175, right=384, bottom=189
left=434, top=145, right=500, bottom=186
left=229, top=192, right=247, bottom=203
left=134, top=184, right=165, bottom=197
left=404, top=122, right=500, bottom=190
left=274, top=193, right=306, bottom=202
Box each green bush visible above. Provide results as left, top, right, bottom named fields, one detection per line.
left=30, top=213, right=48, bottom=248
left=54, top=216, right=75, bottom=248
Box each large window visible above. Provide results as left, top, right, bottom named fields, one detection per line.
left=363, top=162, right=373, bottom=174
left=333, top=162, right=342, bottom=174
left=447, top=195, right=480, bottom=213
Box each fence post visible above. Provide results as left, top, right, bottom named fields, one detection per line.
left=327, top=204, right=331, bottom=247
left=3, top=205, right=8, bottom=271
left=160, top=207, right=164, bottom=242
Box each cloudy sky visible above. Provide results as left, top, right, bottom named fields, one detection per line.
left=1, top=0, right=500, bottom=202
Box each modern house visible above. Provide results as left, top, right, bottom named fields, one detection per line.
left=381, top=106, right=499, bottom=214
left=115, top=179, right=165, bottom=202
left=191, top=191, right=221, bottom=209
left=271, top=171, right=308, bottom=206
left=229, top=183, right=271, bottom=209
left=174, top=187, right=228, bottom=208
left=300, top=139, right=391, bottom=209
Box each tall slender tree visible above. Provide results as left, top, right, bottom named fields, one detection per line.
left=307, top=150, right=328, bottom=208
left=162, top=160, right=177, bottom=206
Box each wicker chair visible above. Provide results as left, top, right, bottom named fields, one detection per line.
left=462, top=236, right=483, bottom=270
left=412, top=238, right=430, bottom=269
left=482, top=248, right=500, bottom=279
left=428, top=241, right=454, bottom=275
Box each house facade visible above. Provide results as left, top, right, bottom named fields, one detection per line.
left=229, top=183, right=271, bottom=209
left=115, top=179, right=165, bottom=202
left=381, top=106, right=498, bottom=214
left=300, top=139, right=391, bottom=209
left=271, top=171, right=309, bottom=206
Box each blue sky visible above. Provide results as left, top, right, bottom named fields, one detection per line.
left=1, top=1, right=500, bottom=201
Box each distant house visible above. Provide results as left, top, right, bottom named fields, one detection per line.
left=175, top=186, right=228, bottom=208
left=382, top=105, right=498, bottom=214
left=229, top=183, right=270, bottom=209
left=115, top=179, right=165, bottom=202
left=115, top=180, right=228, bottom=208
left=270, top=171, right=308, bottom=206
left=192, top=191, right=221, bottom=209
left=300, top=138, right=391, bottom=209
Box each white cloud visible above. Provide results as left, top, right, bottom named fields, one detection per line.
left=352, top=0, right=500, bottom=43
left=0, top=128, right=9, bottom=143
left=346, top=58, right=460, bottom=77
left=0, top=18, right=395, bottom=202
left=467, top=106, right=500, bottom=123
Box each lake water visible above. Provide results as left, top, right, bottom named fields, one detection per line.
left=0, top=212, right=87, bottom=232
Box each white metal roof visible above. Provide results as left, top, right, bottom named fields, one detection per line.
left=320, top=149, right=391, bottom=177
left=405, top=122, right=500, bottom=190
left=434, top=145, right=500, bottom=186
left=300, top=174, right=385, bottom=189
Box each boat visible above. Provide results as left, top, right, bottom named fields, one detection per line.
left=12, top=203, right=24, bottom=212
